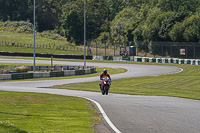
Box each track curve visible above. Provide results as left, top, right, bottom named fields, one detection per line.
left=1, top=58, right=200, bottom=133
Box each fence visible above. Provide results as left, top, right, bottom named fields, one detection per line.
left=1, top=40, right=200, bottom=58
left=0, top=40, right=84, bottom=52
left=89, top=41, right=200, bottom=59
left=0, top=65, right=96, bottom=80
left=135, top=41, right=200, bottom=59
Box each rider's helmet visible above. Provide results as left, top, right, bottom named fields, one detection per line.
left=103, top=69, right=107, bottom=74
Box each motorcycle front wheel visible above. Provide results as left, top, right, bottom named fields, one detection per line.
left=105, top=86, right=109, bottom=95
left=101, top=88, right=105, bottom=95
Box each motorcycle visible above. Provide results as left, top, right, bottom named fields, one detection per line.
left=100, top=77, right=111, bottom=95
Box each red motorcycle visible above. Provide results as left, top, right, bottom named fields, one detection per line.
left=100, top=77, right=111, bottom=95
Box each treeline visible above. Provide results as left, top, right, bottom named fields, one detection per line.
left=0, top=0, right=200, bottom=45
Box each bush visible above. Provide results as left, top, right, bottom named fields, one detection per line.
left=0, top=21, right=33, bottom=33
left=39, top=30, right=67, bottom=41
left=13, top=66, right=28, bottom=73
left=0, top=65, right=28, bottom=74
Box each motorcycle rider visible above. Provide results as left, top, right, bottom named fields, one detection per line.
left=99, top=69, right=111, bottom=90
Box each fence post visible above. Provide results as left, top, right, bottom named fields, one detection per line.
left=105, top=42, right=106, bottom=56
left=96, top=41, right=98, bottom=56
left=136, top=42, right=138, bottom=56
left=51, top=56, right=53, bottom=71
left=194, top=44, right=196, bottom=59
left=128, top=42, right=130, bottom=56
left=162, top=43, right=163, bottom=58
left=153, top=42, right=155, bottom=57
left=145, top=42, right=147, bottom=57
left=170, top=43, right=172, bottom=58
left=114, top=42, right=115, bottom=56
left=186, top=45, right=188, bottom=58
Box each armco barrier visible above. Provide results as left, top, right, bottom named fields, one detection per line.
left=153, top=58, right=156, bottom=63
left=113, top=56, right=122, bottom=61
left=176, top=59, right=179, bottom=64
left=93, top=55, right=200, bottom=66
left=0, top=52, right=93, bottom=60
left=93, top=56, right=104, bottom=60
left=169, top=58, right=174, bottom=63
left=196, top=60, right=200, bottom=65
left=0, top=74, right=11, bottom=80
left=142, top=57, right=149, bottom=62
left=179, top=59, right=185, bottom=64
left=79, top=70, right=85, bottom=75
left=0, top=66, right=96, bottom=80
left=11, top=73, right=33, bottom=80
left=90, top=67, right=96, bottom=73
left=122, top=56, right=130, bottom=61
left=164, top=58, right=169, bottom=63
left=33, top=72, right=50, bottom=78
left=134, top=57, right=142, bottom=62
left=191, top=59, right=196, bottom=65
left=50, top=71, right=64, bottom=77
left=64, top=70, right=75, bottom=76
left=186, top=59, right=191, bottom=64
left=156, top=58, right=162, bottom=63
left=85, top=69, right=91, bottom=74
left=103, top=56, right=113, bottom=60
left=130, top=56, right=134, bottom=61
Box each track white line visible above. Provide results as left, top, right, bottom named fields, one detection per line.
left=83, top=97, right=122, bottom=133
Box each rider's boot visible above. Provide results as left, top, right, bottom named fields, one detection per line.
left=99, top=84, right=102, bottom=90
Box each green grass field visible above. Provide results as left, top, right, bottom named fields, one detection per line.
left=0, top=31, right=86, bottom=55
left=0, top=31, right=70, bottom=46
left=0, top=91, right=99, bottom=133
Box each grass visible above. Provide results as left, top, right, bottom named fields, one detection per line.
left=0, top=31, right=86, bottom=55
left=0, top=91, right=99, bottom=133
left=0, top=121, right=28, bottom=133
left=50, top=64, right=200, bottom=100
left=0, top=31, right=70, bottom=46
left=0, top=45, right=84, bottom=55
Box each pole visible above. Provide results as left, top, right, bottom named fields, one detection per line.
left=114, top=42, right=115, bottom=56
left=51, top=56, right=53, bottom=71
left=84, top=0, right=86, bottom=69
left=96, top=41, right=97, bottom=56
left=105, top=42, right=106, bottom=56
left=33, top=0, right=36, bottom=72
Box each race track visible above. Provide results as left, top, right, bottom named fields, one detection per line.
left=0, top=58, right=200, bottom=133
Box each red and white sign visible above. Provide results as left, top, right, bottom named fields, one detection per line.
left=180, top=49, right=185, bottom=55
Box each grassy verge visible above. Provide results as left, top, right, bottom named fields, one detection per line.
left=0, top=91, right=99, bottom=133
left=0, top=31, right=70, bottom=46
left=50, top=64, right=200, bottom=100
left=0, top=45, right=84, bottom=55
left=0, top=31, right=86, bottom=55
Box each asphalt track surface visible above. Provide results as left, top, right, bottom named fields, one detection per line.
left=0, top=58, right=200, bottom=133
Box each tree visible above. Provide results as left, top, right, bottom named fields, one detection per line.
left=146, top=11, right=175, bottom=41
left=169, top=14, right=200, bottom=42
left=110, top=7, right=139, bottom=42
left=159, top=12, right=189, bottom=41
left=141, top=7, right=162, bottom=41
left=0, top=0, right=33, bottom=21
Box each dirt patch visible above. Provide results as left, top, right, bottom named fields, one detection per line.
left=93, top=119, right=113, bottom=133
